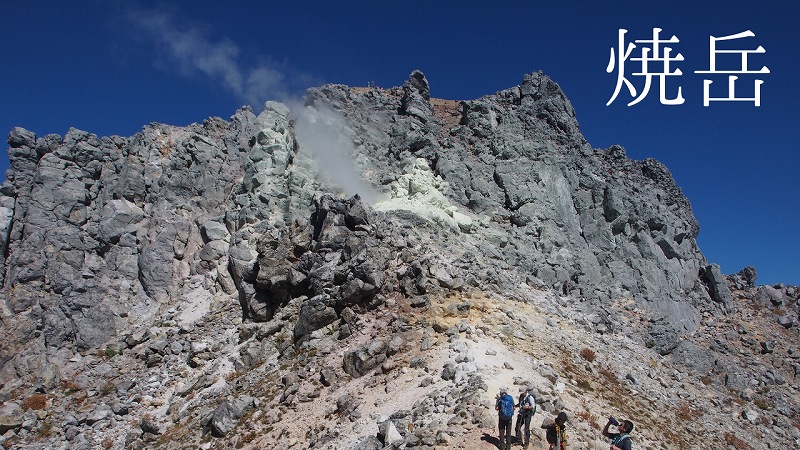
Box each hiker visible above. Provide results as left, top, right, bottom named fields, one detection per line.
left=514, top=386, right=536, bottom=449
left=603, top=416, right=634, bottom=450
left=562, top=279, right=569, bottom=296
left=495, top=387, right=515, bottom=450
left=542, top=411, right=568, bottom=450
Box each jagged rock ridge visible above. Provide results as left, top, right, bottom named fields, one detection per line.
left=0, top=71, right=797, bottom=449
left=0, top=72, right=704, bottom=360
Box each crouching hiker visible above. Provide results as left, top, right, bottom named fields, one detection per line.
left=603, top=416, right=634, bottom=450
left=495, top=387, right=515, bottom=450
left=542, top=411, right=568, bottom=450
left=514, top=386, right=536, bottom=449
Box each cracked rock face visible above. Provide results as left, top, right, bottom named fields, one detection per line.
left=304, top=71, right=709, bottom=342
left=2, top=70, right=708, bottom=383
left=1, top=71, right=789, bottom=450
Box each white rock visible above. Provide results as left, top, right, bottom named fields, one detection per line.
left=743, top=409, right=759, bottom=423
left=384, top=421, right=404, bottom=445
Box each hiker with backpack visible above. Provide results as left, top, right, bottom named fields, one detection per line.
left=542, top=411, right=569, bottom=450
left=603, top=416, right=634, bottom=450
left=495, top=387, right=515, bottom=450
left=514, top=386, right=536, bottom=449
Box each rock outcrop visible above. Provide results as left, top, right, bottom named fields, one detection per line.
left=304, top=71, right=709, bottom=350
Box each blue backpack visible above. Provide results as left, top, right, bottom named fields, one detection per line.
left=499, top=394, right=514, bottom=420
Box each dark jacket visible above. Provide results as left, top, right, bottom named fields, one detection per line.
left=543, top=422, right=567, bottom=448
left=609, top=433, right=632, bottom=450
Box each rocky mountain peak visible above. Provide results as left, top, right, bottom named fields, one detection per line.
left=0, top=71, right=797, bottom=449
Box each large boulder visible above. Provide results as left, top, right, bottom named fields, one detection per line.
left=728, top=266, right=758, bottom=289
left=0, top=402, right=23, bottom=434
left=294, top=294, right=338, bottom=342
left=756, top=285, right=789, bottom=307
left=701, top=264, right=734, bottom=313
left=343, top=339, right=388, bottom=378
left=208, top=396, right=255, bottom=437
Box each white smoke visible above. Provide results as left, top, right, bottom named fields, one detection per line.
left=293, top=104, right=380, bottom=205
left=124, top=5, right=379, bottom=204
left=124, top=5, right=291, bottom=105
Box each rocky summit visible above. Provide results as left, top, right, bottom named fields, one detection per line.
left=0, top=71, right=797, bottom=450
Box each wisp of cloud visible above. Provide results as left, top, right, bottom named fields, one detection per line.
left=124, top=5, right=378, bottom=204
left=124, top=5, right=288, bottom=105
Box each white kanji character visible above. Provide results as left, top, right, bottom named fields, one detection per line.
left=694, top=30, right=770, bottom=106
left=606, top=28, right=685, bottom=106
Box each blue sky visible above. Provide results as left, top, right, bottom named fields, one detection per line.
left=1, top=1, right=797, bottom=285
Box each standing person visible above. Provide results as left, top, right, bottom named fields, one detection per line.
left=603, top=417, right=634, bottom=450
left=514, top=386, right=536, bottom=449
left=542, top=411, right=568, bottom=450
left=495, top=387, right=515, bottom=450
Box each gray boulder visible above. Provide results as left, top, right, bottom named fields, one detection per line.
left=83, top=404, right=113, bottom=425
left=701, top=264, right=734, bottom=313
left=728, top=266, right=758, bottom=289
left=0, top=402, right=23, bottom=434
left=201, top=220, right=229, bottom=242
left=0, top=414, right=23, bottom=434
left=8, top=127, right=36, bottom=148
left=294, top=294, right=338, bottom=342
left=353, top=435, right=383, bottom=450
left=343, top=339, right=389, bottom=378
left=756, top=285, right=788, bottom=307
left=36, top=363, right=61, bottom=393
left=209, top=396, right=255, bottom=437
